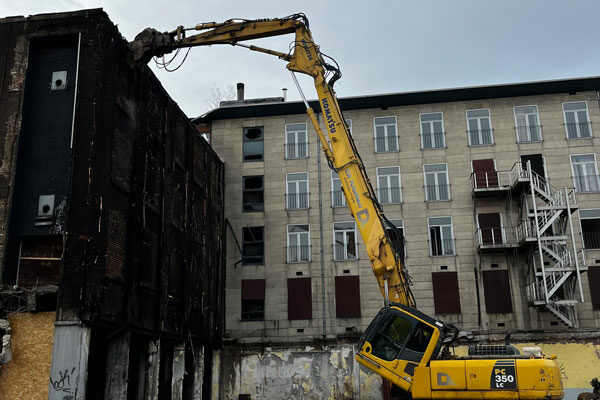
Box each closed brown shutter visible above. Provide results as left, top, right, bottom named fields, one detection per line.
left=482, top=270, right=513, bottom=313
left=287, top=278, right=312, bottom=320
left=588, top=267, right=600, bottom=310
left=431, top=272, right=461, bottom=314
left=242, top=279, right=265, bottom=300
left=335, top=276, right=361, bottom=318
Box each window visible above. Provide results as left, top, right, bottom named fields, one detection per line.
left=377, top=166, right=402, bottom=204
left=563, top=101, right=591, bottom=139
left=477, top=213, right=504, bottom=245
left=472, top=159, right=498, bottom=189
left=287, top=225, right=310, bottom=262
left=588, top=267, right=600, bottom=310
left=285, top=123, right=308, bottom=159
left=514, top=105, right=541, bottom=142
left=384, top=219, right=405, bottom=260
left=571, top=154, right=600, bottom=193
left=467, top=109, right=493, bottom=146
left=331, top=171, right=346, bottom=207
left=374, top=116, right=398, bottom=152
left=242, top=227, right=264, bottom=265
left=431, top=272, right=461, bottom=314
left=420, top=112, right=445, bottom=149
left=242, top=279, right=265, bottom=321
left=482, top=270, right=513, bottom=314
left=335, top=275, right=361, bottom=317
left=242, top=126, right=264, bottom=161
left=424, top=164, right=450, bottom=201
left=345, top=119, right=352, bottom=135
left=242, top=176, right=264, bottom=212
left=286, top=172, right=309, bottom=209
left=580, top=209, right=600, bottom=249
left=428, top=217, right=454, bottom=256
left=288, top=278, right=312, bottom=320
left=334, top=221, right=357, bottom=261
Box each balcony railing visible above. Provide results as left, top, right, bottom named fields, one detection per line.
left=566, top=122, right=591, bottom=139
left=375, top=136, right=399, bottom=153
left=476, top=227, right=505, bottom=246
left=429, top=238, right=455, bottom=256
left=286, top=192, right=309, bottom=209
left=287, top=245, right=311, bottom=263
left=583, top=231, right=600, bottom=249
left=285, top=142, right=308, bottom=159
left=468, top=129, right=494, bottom=146
left=574, top=174, right=600, bottom=193
left=333, top=243, right=357, bottom=261
left=516, top=125, right=542, bottom=142
left=331, top=189, right=346, bottom=207
left=379, top=187, right=402, bottom=204
left=425, top=184, right=450, bottom=201
left=421, top=132, right=446, bottom=149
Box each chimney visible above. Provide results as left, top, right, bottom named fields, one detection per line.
left=236, top=82, right=245, bottom=101
left=282, top=88, right=288, bottom=102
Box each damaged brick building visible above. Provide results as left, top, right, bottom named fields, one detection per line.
left=0, top=8, right=224, bottom=399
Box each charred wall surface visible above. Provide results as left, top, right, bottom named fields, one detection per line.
left=0, top=8, right=225, bottom=398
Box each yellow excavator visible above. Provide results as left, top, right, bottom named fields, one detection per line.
left=130, top=14, right=567, bottom=399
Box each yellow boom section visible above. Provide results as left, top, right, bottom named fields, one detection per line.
left=135, top=15, right=415, bottom=307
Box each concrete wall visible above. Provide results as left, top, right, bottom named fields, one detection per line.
left=0, top=312, right=55, bottom=400
left=211, top=89, right=600, bottom=344
left=220, top=342, right=600, bottom=400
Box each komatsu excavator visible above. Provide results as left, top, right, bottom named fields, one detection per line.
left=130, top=14, right=566, bottom=399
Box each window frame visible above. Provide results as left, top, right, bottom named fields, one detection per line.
left=242, top=226, right=265, bottom=265
left=570, top=153, right=600, bottom=193
left=242, top=126, right=264, bottom=162
left=562, top=101, right=592, bottom=139
left=385, top=218, right=406, bottom=259
left=286, top=224, right=311, bottom=263
left=285, top=122, right=309, bottom=159
left=423, top=163, right=451, bottom=202
left=331, top=171, right=347, bottom=208
left=376, top=166, right=402, bottom=204
left=579, top=208, right=600, bottom=250
left=286, top=172, right=310, bottom=209
left=373, top=116, right=399, bottom=153
left=514, top=105, right=542, bottom=143
left=242, top=175, right=264, bottom=212
left=466, top=108, right=494, bottom=146
left=333, top=221, right=358, bottom=261
left=419, top=112, right=446, bottom=149
left=427, top=216, right=455, bottom=257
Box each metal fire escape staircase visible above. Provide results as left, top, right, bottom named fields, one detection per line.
left=517, top=162, right=586, bottom=327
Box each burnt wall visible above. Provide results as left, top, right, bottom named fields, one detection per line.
left=0, top=9, right=224, bottom=350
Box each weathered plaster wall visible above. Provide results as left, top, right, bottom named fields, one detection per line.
left=221, top=342, right=600, bottom=400
left=0, top=312, right=54, bottom=399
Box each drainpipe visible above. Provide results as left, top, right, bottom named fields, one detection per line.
left=317, top=113, right=327, bottom=339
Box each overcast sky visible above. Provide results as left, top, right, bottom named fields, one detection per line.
left=2, top=0, right=600, bottom=117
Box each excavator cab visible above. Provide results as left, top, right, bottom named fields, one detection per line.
left=356, top=304, right=448, bottom=392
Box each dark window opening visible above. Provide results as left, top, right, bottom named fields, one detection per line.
left=242, top=176, right=264, bottom=212
left=588, top=267, right=600, bottom=310
left=242, top=279, right=265, bottom=321
left=242, top=227, right=264, bottom=265
left=243, top=127, right=264, bottom=161
left=582, top=219, right=600, bottom=249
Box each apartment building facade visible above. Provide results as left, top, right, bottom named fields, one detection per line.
left=201, top=77, right=600, bottom=345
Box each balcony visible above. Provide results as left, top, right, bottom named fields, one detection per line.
left=285, top=142, right=308, bottom=159
left=421, top=132, right=446, bottom=149
left=475, top=227, right=519, bottom=251
left=333, top=243, right=357, bottom=261
left=287, top=245, right=311, bottom=263
left=516, top=125, right=542, bottom=142
left=429, top=238, right=455, bottom=257
left=470, top=170, right=512, bottom=197
left=574, top=174, right=600, bottom=193
left=468, top=129, right=493, bottom=146
left=566, top=122, right=592, bottom=139
left=583, top=231, right=600, bottom=249
left=425, top=184, right=450, bottom=202
left=331, top=189, right=346, bottom=208
left=379, top=187, right=402, bottom=204
left=286, top=192, right=309, bottom=210
left=374, top=136, right=399, bottom=153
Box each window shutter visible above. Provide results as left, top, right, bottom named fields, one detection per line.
left=431, top=272, right=461, bottom=314
left=287, top=278, right=312, bottom=320
left=242, top=279, right=265, bottom=300
left=482, top=270, right=513, bottom=314
left=335, top=276, right=361, bottom=318
left=588, top=267, right=600, bottom=310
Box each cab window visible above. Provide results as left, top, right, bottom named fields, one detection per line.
left=371, top=313, right=413, bottom=361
